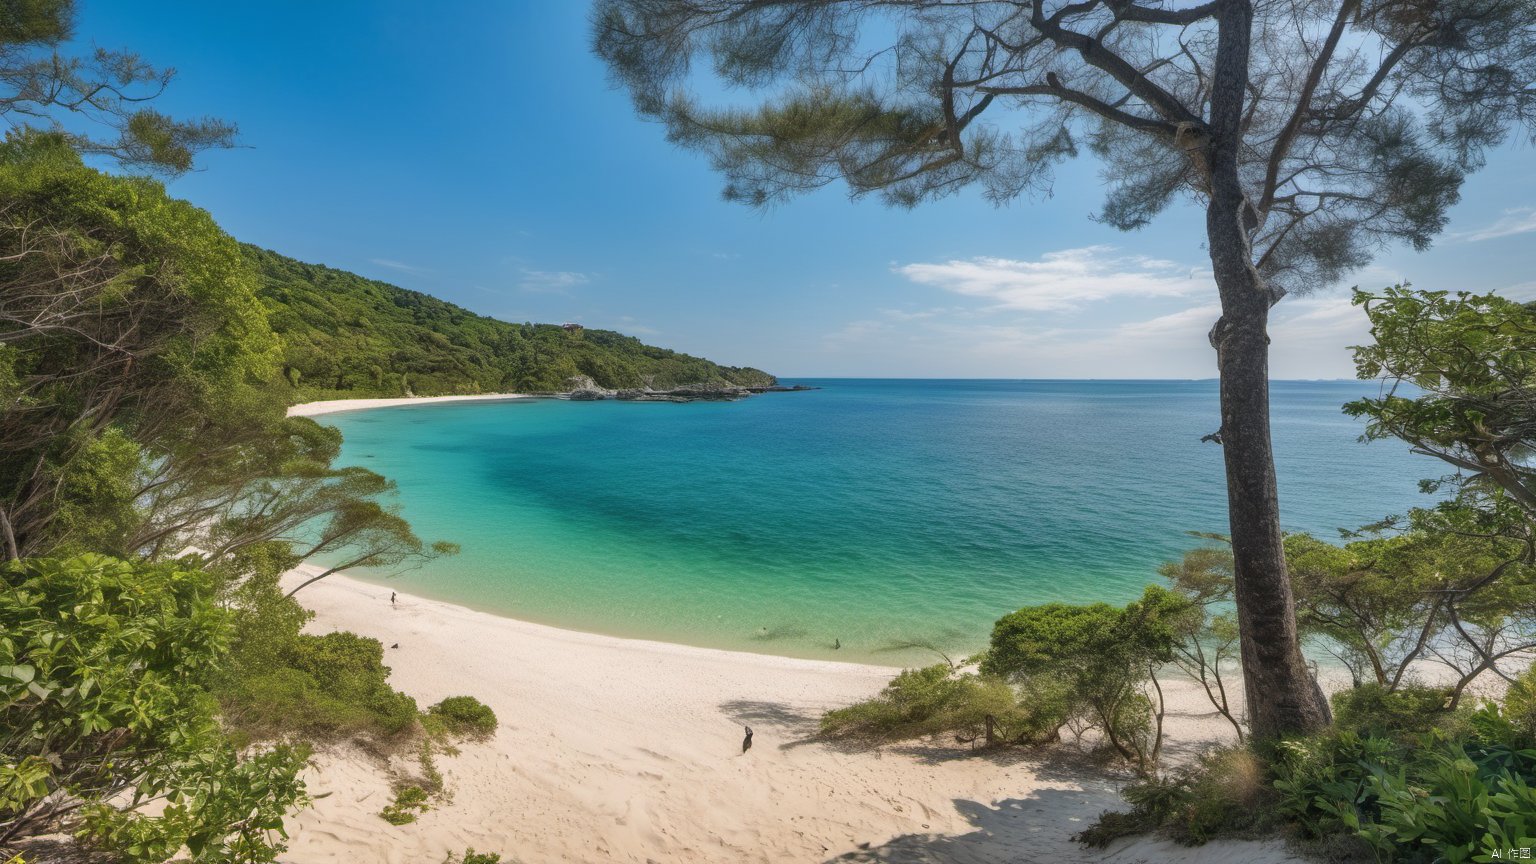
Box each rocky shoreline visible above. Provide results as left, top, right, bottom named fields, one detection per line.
left=559, top=376, right=818, bottom=403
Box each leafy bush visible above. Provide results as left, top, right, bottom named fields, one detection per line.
left=379, top=785, right=431, bottom=826
left=1331, top=683, right=1458, bottom=739
left=221, top=617, right=419, bottom=741
left=0, top=555, right=307, bottom=861
left=982, top=586, right=1195, bottom=773
left=212, top=543, right=428, bottom=744
left=824, top=587, right=1196, bottom=770
left=819, top=664, right=1065, bottom=746
left=1270, top=730, right=1404, bottom=840
left=1505, top=662, right=1536, bottom=741
left=427, top=696, right=499, bottom=741
left=1347, top=739, right=1536, bottom=862
left=1269, top=704, right=1536, bottom=860
left=1086, top=665, right=1536, bottom=857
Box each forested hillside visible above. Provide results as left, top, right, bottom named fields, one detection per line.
left=246, top=246, right=775, bottom=397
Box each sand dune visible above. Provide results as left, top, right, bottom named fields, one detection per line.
left=277, top=567, right=1307, bottom=864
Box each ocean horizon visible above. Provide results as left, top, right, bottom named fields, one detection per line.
left=321, top=378, right=1428, bottom=665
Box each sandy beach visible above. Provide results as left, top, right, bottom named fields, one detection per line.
left=288, top=393, right=533, bottom=418
left=276, top=393, right=1308, bottom=862
left=277, top=566, right=1308, bottom=864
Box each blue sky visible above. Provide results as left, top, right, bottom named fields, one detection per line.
left=71, top=2, right=1536, bottom=379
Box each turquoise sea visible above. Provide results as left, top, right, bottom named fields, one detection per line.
left=322, top=379, right=1432, bottom=665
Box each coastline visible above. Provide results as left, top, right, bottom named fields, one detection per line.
left=276, top=392, right=1308, bottom=862
left=287, top=392, right=533, bottom=418
left=279, top=566, right=1307, bottom=863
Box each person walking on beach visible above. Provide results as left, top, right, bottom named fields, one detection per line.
left=390, top=591, right=397, bottom=607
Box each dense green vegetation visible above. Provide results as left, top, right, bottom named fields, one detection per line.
left=0, top=131, right=277, bottom=559
left=0, top=131, right=507, bottom=859
left=0, top=555, right=308, bottom=861
left=247, top=246, right=775, bottom=398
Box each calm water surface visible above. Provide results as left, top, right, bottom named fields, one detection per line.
left=322, top=380, right=1431, bottom=664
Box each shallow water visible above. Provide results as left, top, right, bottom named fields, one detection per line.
left=321, top=379, right=1432, bottom=665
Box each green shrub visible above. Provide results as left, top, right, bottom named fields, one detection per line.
left=1331, top=682, right=1456, bottom=739
left=1091, top=693, right=1536, bottom=856
left=379, top=785, right=431, bottom=826
left=286, top=632, right=420, bottom=730
left=427, top=696, right=499, bottom=741
left=981, top=603, right=1124, bottom=679
left=0, top=555, right=308, bottom=861
left=1269, top=711, right=1536, bottom=860
left=826, top=589, right=1195, bottom=770
left=214, top=558, right=423, bottom=743
left=819, top=664, right=1063, bottom=746
left=1271, top=730, right=1403, bottom=838
left=981, top=587, right=1195, bottom=773
left=1346, top=741, right=1536, bottom=862
left=222, top=629, right=419, bottom=741
left=1505, top=662, right=1536, bottom=741
left=1158, top=748, right=1276, bottom=844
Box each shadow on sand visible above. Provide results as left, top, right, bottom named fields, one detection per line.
left=713, top=698, right=1287, bottom=864
left=820, top=789, right=1114, bottom=864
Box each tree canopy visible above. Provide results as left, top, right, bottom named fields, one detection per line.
left=0, top=131, right=276, bottom=558
left=0, top=0, right=235, bottom=174
left=1348, top=287, right=1536, bottom=518
left=595, top=0, right=1536, bottom=297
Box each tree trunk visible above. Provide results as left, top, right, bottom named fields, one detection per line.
left=1206, top=0, right=1331, bottom=739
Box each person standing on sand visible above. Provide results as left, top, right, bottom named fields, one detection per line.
left=391, top=591, right=396, bottom=606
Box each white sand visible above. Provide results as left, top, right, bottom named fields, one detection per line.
left=287, top=393, right=532, bottom=418
left=276, top=567, right=1309, bottom=864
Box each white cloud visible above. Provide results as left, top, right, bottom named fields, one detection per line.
left=1268, top=296, right=1372, bottom=378
left=879, top=307, right=956, bottom=322
left=519, top=269, right=591, bottom=293
left=1116, top=303, right=1222, bottom=338
left=810, top=245, right=1380, bottom=377
left=370, top=258, right=428, bottom=275
left=895, top=246, right=1208, bottom=313
left=1457, top=207, right=1536, bottom=242
left=819, top=295, right=1370, bottom=379
left=1502, top=281, right=1536, bottom=301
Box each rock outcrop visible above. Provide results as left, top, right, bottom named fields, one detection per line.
left=558, top=379, right=818, bottom=403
